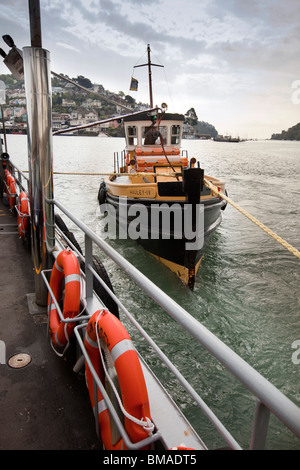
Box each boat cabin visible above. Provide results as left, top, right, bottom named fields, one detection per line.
left=124, top=112, right=184, bottom=150
left=123, top=112, right=187, bottom=173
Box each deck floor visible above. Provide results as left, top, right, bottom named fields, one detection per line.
left=0, top=197, right=100, bottom=450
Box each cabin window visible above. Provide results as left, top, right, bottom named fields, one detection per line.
left=143, top=126, right=167, bottom=145
left=127, top=126, right=137, bottom=146
left=171, top=125, right=181, bottom=144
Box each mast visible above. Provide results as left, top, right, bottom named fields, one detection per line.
left=28, top=0, right=42, bottom=47
left=147, top=45, right=153, bottom=108
left=134, top=44, right=163, bottom=108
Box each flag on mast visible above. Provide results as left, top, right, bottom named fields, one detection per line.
left=130, top=77, right=138, bottom=91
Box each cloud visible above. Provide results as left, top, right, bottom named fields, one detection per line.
left=56, top=42, right=81, bottom=53
left=0, top=0, right=299, bottom=138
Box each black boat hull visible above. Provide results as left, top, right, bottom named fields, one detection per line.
left=104, top=193, right=225, bottom=288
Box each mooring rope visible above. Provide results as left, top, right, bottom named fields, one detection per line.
left=204, top=178, right=300, bottom=261
left=25, top=169, right=300, bottom=260
left=51, top=171, right=180, bottom=178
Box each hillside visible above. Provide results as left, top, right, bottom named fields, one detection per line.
left=184, top=107, right=218, bottom=138
left=0, top=73, right=218, bottom=137
left=271, top=122, right=300, bottom=141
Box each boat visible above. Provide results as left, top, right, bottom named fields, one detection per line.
left=99, top=46, right=227, bottom=289
left=213, top=134, right=240, bottom=142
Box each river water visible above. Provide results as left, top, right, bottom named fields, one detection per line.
left=5, top=134, right=300, bottom=450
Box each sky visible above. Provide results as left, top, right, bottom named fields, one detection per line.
left=0, top=0, right=299, bottom=139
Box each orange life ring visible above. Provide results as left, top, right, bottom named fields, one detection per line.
left=136, top=147, right=180, bottom=156
left=4, top=170, right=12, bottom=202
left=170, top=446, right=195, bottom=450
left=136, top=156, right=188, bottom=171
left=84, top=309, right=152, bottom=450
left=8, top=175, right=17, bottom=210
left=47, top=249, right=81, bottom=348
left=17, top=191, right=30, bottom=238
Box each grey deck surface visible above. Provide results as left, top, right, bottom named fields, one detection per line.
left=0, top=197, right=100, bottom=450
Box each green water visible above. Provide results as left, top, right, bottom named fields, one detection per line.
left=8, top=135, right=300, bottom=449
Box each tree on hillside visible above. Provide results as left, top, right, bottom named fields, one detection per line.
left=195, top=120, right=218, bottom=137
left=125, top=95, right=135, bottom=104
left=184, top=108, right=218, bottom=137
left=0, top=73, right=23, bottom=89
left=74, top=75, right=93, bottom=89
left=271, top=122, right=300, bottom=140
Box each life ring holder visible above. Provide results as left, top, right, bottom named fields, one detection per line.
left=16, top=191, right=30, bottom=238
left=54, top=213, right=119, bottom=318
left=47, top=248, right=81, bottom=355
left=84, top=309, right=154, bottom=450
left=9, top=177, right=17, bottom=210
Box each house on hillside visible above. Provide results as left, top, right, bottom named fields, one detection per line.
left=13, top=107, right=27, bottom=118
left=62, top=99, right=76, bottom=107
left=85, top=110, right=98, bottom=122
left=68, top=107, right=98, bottom=127
left=183, top=123, right=196, bottom=138
left=82, top=99, right=102, bottom=109
left=2, top=106, right=27, bottom=122
left=52, top=87, right=64, bottom=95
left=52, top=112, right=71, bottom=130
left=184, top=108, right=198, bottom=123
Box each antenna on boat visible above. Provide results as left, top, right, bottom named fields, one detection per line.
left=133, top=44, right=163, bottom=108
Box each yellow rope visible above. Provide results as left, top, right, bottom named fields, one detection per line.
left=24, top=169, right=300, bottom=260
left=204, top=178, right=300, bottom=261
left=51, top=171, right=180, bottom=178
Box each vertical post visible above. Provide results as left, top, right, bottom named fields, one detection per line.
left=0, top=85, right=6, bottom=197
left=147, top=44, right=153, bottom=108
left=93, top=379, right=100, bottom=438
left=250, top=399, right=271, bottom=450
left=28, top=0, right=42, bottom=48
left=23, top=0, right=54, bottom=306
left=85, top=234, right=93, bottom=301
left=0, top=105, right=7, bottom=153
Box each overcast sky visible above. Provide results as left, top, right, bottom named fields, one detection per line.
left=0, top=0, right=299, bottom=138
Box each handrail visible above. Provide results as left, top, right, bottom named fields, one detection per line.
left=4, top=160, right=29, bottom=193
left=5, top=158, right=300, bottom=449
left=47, top=196, right=300, bottom=448
left=50, top=214, right=240, bottom=448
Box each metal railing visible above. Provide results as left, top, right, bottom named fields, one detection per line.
left=3, top=159, right=300, bottom=450
left=47, top=195, right=300, bottom=450
left=2, top=160, right=29, bottom=194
